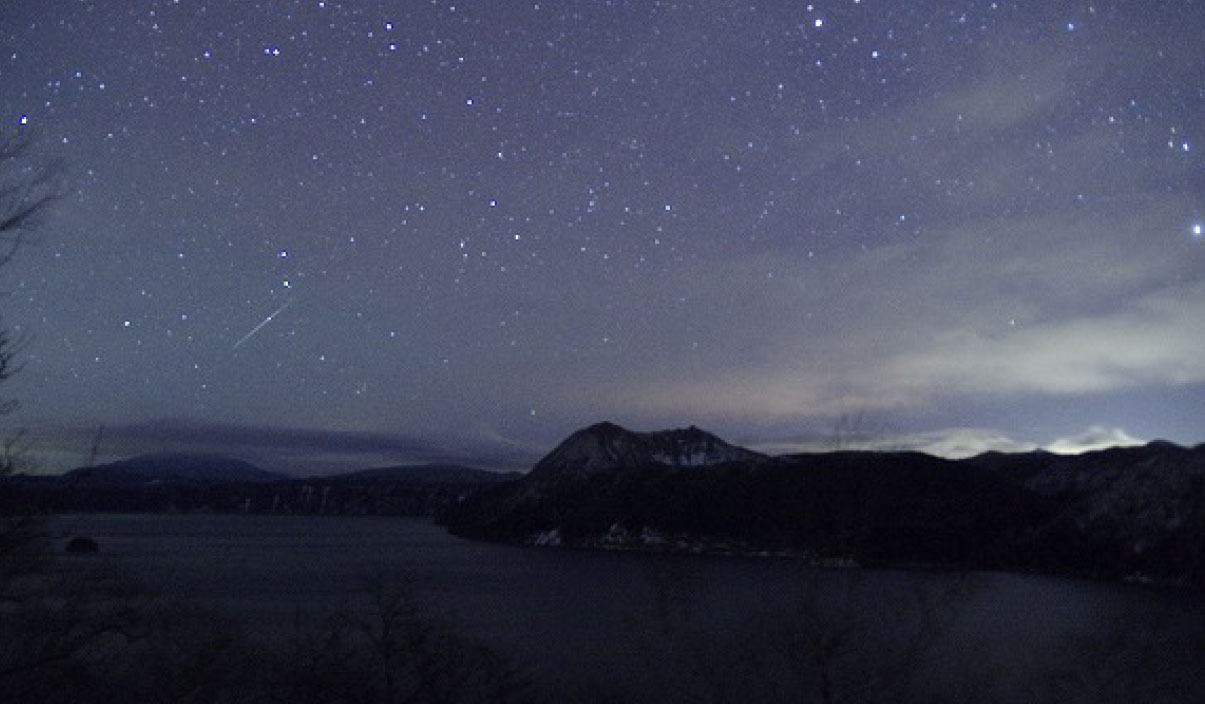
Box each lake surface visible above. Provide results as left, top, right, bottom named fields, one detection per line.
left=47, top=513, right=1205, bottom=703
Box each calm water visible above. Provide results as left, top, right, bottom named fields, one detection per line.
left=47, top=513, right=1205, bottom=703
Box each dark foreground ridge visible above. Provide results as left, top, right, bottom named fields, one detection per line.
left=442, top=422, right=1205, bottom=590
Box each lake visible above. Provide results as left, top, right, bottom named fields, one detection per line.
left=45, top=513, right=1205, bottom=703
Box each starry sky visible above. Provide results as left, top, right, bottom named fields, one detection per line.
left=2, top=0, right=1203, bottom=474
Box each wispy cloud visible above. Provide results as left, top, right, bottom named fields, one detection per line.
left=1045, top=426, right=1145, bottom=454
left=750, top=425, right=1147, bottom=460
left=592, top=194, right=1204, bottom=426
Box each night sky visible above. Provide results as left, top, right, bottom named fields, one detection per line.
left=2, top=1, right=1203, bottom=474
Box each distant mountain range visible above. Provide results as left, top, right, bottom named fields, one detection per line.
left=50, top=454, right=514, bottom=486
left=65, top=452, right=285, bottom=484
left=1, top=454, right=516, bottom=517
left=5, top=423, right=1203, bottom=589
left=442, top=422, right=1205, bottom=590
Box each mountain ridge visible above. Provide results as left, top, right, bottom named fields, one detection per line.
left=444, top=422, right=1205, bottom=590
left=66, top=452, right=284, bottom=485
left=526, top=421, right=769, bottom=483
left=2, top=453, right=514, bottom=517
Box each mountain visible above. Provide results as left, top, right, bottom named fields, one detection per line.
left=444, top=423, right=1205, bottom=590
left=9, top=455, right=513, bottom=516
left=966, top=440, right=1205, bottom=586
left=445, top=431, right=1060, bottom=568
left=526, top=421, right=767, bottom=483
left=66, top=453, right=283, bottom=485
left=332, top=463, right=518, bottom=484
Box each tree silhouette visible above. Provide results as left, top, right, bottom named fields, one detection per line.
left=1, top=132, right=60, bottom=571
left=0, top=133, right=83, bottom=692
left=0, top=133, right=60, bottom=437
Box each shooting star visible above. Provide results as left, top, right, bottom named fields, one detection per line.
left=232, top=298, right=293, bottom=350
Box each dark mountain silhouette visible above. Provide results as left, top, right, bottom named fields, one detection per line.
left=526, top=421, right=767, bottom=483
left=3, top=454, right=513, bottom=517
left=444, top=423, right=1205, bottom=589
left=7, top=424, right=1203, bottom=588
left=66, top=452, right=284, bottom=484
left=964, top=440, right=1205, bottom=587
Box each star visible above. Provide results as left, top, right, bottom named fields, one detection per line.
left=1, top=0, right=1202, bottom=470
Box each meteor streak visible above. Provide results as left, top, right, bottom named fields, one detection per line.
left=232, top=298, right=293, bottom=350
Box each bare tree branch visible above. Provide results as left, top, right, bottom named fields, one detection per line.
left=0, top=134, right=62, bottom=266
left=0, top=132, right=59, bottom=423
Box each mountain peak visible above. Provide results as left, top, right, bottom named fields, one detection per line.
left=527, top=422, right=765, bottom=482
left=580, top=420, right=629, bottom=438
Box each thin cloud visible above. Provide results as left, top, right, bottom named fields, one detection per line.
left=1045, top=426, right=1145, bottom=455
